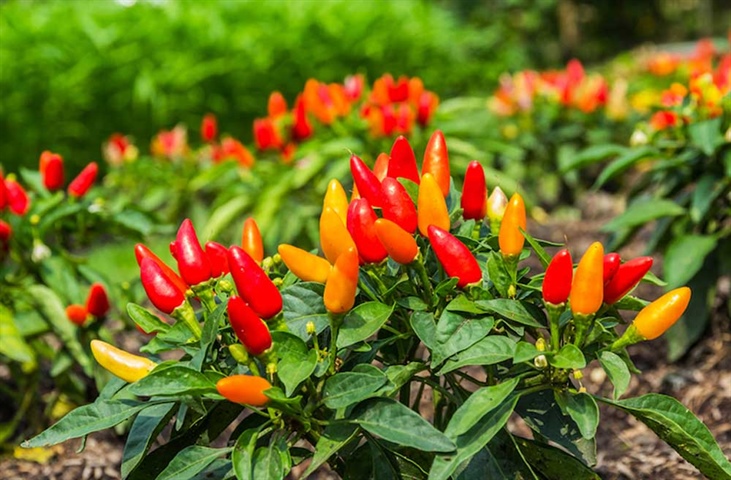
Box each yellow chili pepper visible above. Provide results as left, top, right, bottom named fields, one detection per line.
left=417, top=172, right=450, bottom=236
left=277, top=244, right=331, bottom=283
left=498, top=193, right=526, bottom=257
left=569, top=242, right=604, bottom=316
left=319, top=206, right=356, bottom=264
left=323, top=246, right=359, bottom=314
left=323, top=179, right=349, bottom=225
left=90, top=340, right=157, bottom=383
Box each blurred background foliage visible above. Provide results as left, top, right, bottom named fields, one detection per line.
left=1, top=0, right=729, bottom=176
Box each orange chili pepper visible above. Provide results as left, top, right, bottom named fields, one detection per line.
left=373, top=153, right=390, bottom=181
left=66, top=304, right=89, bottom=326
left=374, top=218, right=419, bottom=265
left=320, top=207, right=356, bottom=265
left=241, top=217, right=264, bottom=264
left=498, top=193, right=526, bottom=257
left=323, top=246, right=359, bottom=314
left=632, top=287, right=691, bottom=340
left=417, top=173, right=450, bottom=236
left=569, top=241, right=604, bottom=316
left=278, top=244, right=331, bottom=283
left=323, top=179, right=349, bottom=226
left=421, top=130, right=450, bottom=197
left=216, top=375, right=271, bottom=406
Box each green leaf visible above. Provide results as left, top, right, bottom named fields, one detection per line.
left=556, top=391, right=599, bottom=439
left=281, top=283, right=329, bottom=341
left=688, top=117, right=723, bottom=156
left=432, top=310, right=494, bottom=366
left=0, top=304, right=36, bottom=365
left=520, top=228, right=551, bottom=268
left=665, top=264, right=715, bottom=361
left=411, top=312, right=437, bottom=350
left=445, top=378, right=519, bottom=437
left=352, top=398, right=456, bottom=453
left=513, top=341, right=541, bottom=364
left=486, top=251, right=511, bottom=298
left=203, top=196, right=251, bottom=242
left=559, top=143, right=627, bottom=173
left=438, top=336, right=516, bottom=374
left=663, top=234, right=717, bottom=289
left=302, top=423, right=359, bottom=478
left=128, top=365, right=217, bottom=397
left=593, top=146, right=657, bottom=189
left=601, top=199, right=685, bottom=232
left=157, top=446, right=231, bottom=480
left=271, top=331, right=317, bottom=396
left=323, top=366, right=388, bottom=409
left=600, top=393, right=731, bottom=479
left=598, top=351, right=630, bottom=400
left=690, top=174, right=726, bottom=223
left=337, top=301, right=394, bottom=348
left=514, top=436, right=600, bottom=479
left=232, top=428, right=259, bottom=480
left=122, top=403, right=177, bottom=478
left=474, top=299, right=543, bottom=328
left=252, top=444, right=285, bottom=480
left=549, top=344, right=586, bottom=369
left=127, top=303, right=171, bottom=334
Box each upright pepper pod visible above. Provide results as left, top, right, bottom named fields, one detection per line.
left=387, top=135, right=420, bottom=184
left=90, top=340, right=157, bottom=383
left=139, top=258, right=188, bottom=315
left=86, top=283, right=110, bottom=318
left=373, top=153, right=390, bottom=181
left=173, top=219, right=212, bottom=286
left=487, top=186, right=508, bottom=232
left=320, top=206, right=357, bottom=265
left=543, top=249, right=573, bottom=305
left=134, top=244, right=189, bottom=296
left=603, top=253, right=621, bottom=285
left=428, top=225, right=482, bottom=288
left=421, top=130, right=450, bottom=197
left=374, top=219, right=419, bottom=265
left=603, top=257, right=654, bottom=305
left=323, top=179, right=349, bottom=225
left=201, top=113, right=218, bottom=143
left=228, top=246, right=282, bottom=320
left=461, top=161, right=487, bottom=221
left=380, top=177, right=418, bottom=234
left=268, top=91, right=288, bottom=117
left=350, top=155, right=382, bottom=207
left=66, top=304, right=89, bottom=326
left=324, top=246, right=360, bottom=314
left=277, top=244, right=331, bottom=283
left=241, top=217, right=264, bottom=264
left=216, top=375, right=271, bottom=406
left=68, top=162, right=98, bottom=198
left=292, top=95, right=313, bottom=141
left=417, top=173, right=450, bottom=236
left=227, top=295, right=272, bottom=356
left=498, top=193, right=526, bottom=257
left=347, top=198, right=388, bottom=264
left=4, top=178, right=30, bottom=215
left=205, top=241, right=230, bottom=277
left=40, top=151, right=64, bottom=191
left=569, top=242, right=604, bottom=316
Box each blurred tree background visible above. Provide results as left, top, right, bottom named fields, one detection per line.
left=1, top=0, right=729, bottom=175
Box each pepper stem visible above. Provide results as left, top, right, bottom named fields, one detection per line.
left=610, top=324, right=645, bottom=351
left=328, top=313, right=344, bottom=375
left=410, top=256, right=435, bottom=307
left=546, top=302, right=565, bottom=350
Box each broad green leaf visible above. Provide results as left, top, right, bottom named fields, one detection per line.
left=438, top=336, right=516, bottom=374
left=281, top=283, right=329, bottom=340
left=688, top=117, right=723, bottom=156
left=513, top=341, right=540, bottom=364
left=445, top=378, right=519, bottom=437
left=475, top=299, right=543, bottom=328
left=380, top=362, right=428, bottom=396
left=593, top=146, right=656, bottom=189
left=337, top=301, right=394, bottom=348
left=157, top=446, right=231, bottom=480
left=127, top=303, right=170, bottom=334
left=411, top=312, right=437, bottom=350
left=600, top=393, right=731, bottom=479
left=128, top=365, right=217, bottom=397
left=302, top=423, right=359, bottom=478
left=0, top=305, right=36, bottom=365
left=664, top=234, right=716, bottom=289
left=601, top=199, right=685, bottom=232
left=122, top=403, right=176, bottom=478
left=690, top=174, right=726, bottom=223
left=598, top=351, right=630, bottom=400
left=323, top=367, right=388, bottom=409
left=232, top=428, right=259, bottom=480
left=556, top=391, right=599, bottom=439
left=271, top=331, right=317, bottom=396
left=352, top=398, right=455, bottom=453
left=549, top=344, right=586, bottom=369
left=432, top=310, right=494, bottom=366
left=486, top=251, right=511, bottom=298
left=514, top=436, right=600, bottom=479
left=252, top=444, right=285, bottom=480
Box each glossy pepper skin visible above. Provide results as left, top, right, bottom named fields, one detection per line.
left=347, top=198, right=388, bottom=264
left=350, top=155, right=382, bottom=207
left=68, top=162, right=98, bottom=198
left=421, top=130, right=450, bottom=197
left=380, top=177, right=418, bottom=234
left=374, top=218, right=419, bottom=265
left=66, top=304, right=89, bottom=326
left=542, top=249, right=573, bottom=305
left=86, top=283, right=110, bottom=318
left=140, top=257, right=187, bottom=314
left=632, top=287, right=691, bottom=340
left=277, top=244, right=331, bottom=283
left=90, top=340, right=157, bottom=383
left=487, top=187, right=508, bottom=225
left=461, top=161, right=487, bottom=221
left=324, top=246, right=359, bottom=314
left=173, top=219, right=212, bottom=286
left=40, top=151, right=64, bottom=191
left=227, top=295, right=272, bottom=356
left=428, top=225, right=482, bottom=288
left=323, top=179, right=349, bottom=225
left=603, top=253, right=621, bottom=285
left=216, top=375, right=271, bottom=406
left=205, top=241, right=230, bottom=277
left=372, top=153, right=390, bottom=181
left=417, top=173, right=450, bottom=236
left=387, top=135, right=420, bottom=184
left=603, top=257, right=653, bottom=305
left=498, top=193, right=527, bottom=257
left=5, top=178, right=30, bottom=215
left=228, top=246, right=282, bottom=320
left=320, top=206, right=357, bottom=265
left=569, top=242, right=604, bottom=316
left=241, top=217, right=264, bottom=265
left=134, top=244, right=189, bottom=296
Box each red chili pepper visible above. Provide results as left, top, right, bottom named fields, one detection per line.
left=373, top=153, right=389, bottom=181
left=347, top=198, right=388, bottom=264
left=40, top=151, right=65, bottom=191
left=134, top=244, right=189, bottom=296
left=68, top=162, right=98, bottom=198
left=66, top=304, right=89, bottom=326
left=603, top=253, right=621, bottom=285
left=241, top=217, right=264, bottom=264
left=461, top=161, right=487, bottom=221
left=173, top=219, right=212, bottom=286
left=542, top=249, right=573, bottom=305
left=4, top=178, right=30, bottom=215
left=253, top=118, right=283, bottom=151
left=200, top=114, right=217, bottom=143
left=0, top=173, right=7, bottom=211
left=228, top=246, right=282, bottom=320
left=169, top=241, right=178, bottom=260
left=205, top=241, right=230, bottom=277
left=227, top=295, right=272, bottom=356
left=292, top=95, right=314, bottom=141
left=603, top=257, right=654, bottom=305
left=139, top=257, right=187, bottom=314
left=380, top=177, right=418, bottom=234
left=86, top=283, right=110, bottom=318
left=428, top=225, right=482, bottom=288
left=421, top=130, right=450, bottom=197
left=387, top=136, right=420, bottom=184
left=350, top=155, right=382, bottom=207
left=374, top=218, right=419, bottom=265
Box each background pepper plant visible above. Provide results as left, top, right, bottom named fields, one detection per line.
left=22, top=133, right=731, bottom=479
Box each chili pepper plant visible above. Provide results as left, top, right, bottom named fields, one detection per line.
left=24, top=134, right=730, bottom=479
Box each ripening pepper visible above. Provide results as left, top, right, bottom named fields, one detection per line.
left=487, top=187, right=508, bottom=227
left=66, top=304, right=89, bottom=326
left=569, top=242, right=604, bottom=316
left=373, top=153, right=390, bottom=181
left=350, top=155, right=382, bottom=207
left=543, top=249, right=573, bottom=305
left=4, top=178, right=30, bottom=215
left=201, top=114, right=217, bottom=143
left=90, top=340, right=157, bottom=383
left=227, top=295, right=272, bottom=356
left=320, top=206, right=357, bottom=265
left=603, top=253, right=621, bottom=285
left=277, top=244, right=331, bottom=283
left=292, top=95, right=313, bottom=141
left=86, top=283, right=110, bottom=318
left=417, top=173, right=450, bottom=236
left=461, top=161, right=487, bottom=221
left=173, top=219, right=212, bottom=286
left=374, top=218, right=419, bottom=265
left=40, top=151, right=64, bottom=191
left=387, top=136, right=420, bottom=184
left=68, top=162, right=98, bottom=198
left=228, top=246, right=282, bottom=320
left=216, top=375, right=271, bottom=406
left=421, top=130, right=450, bottom=197
left=205, top=241, right=230, bottom=277
left=324, top=246, right=359, bottom=314
left=139, top=257, right=188, bottom=315
left=241, top=217, right=264, bottom=265
left=347, top=198, right=388, bottom=264
left=498, top=193, right=526, bottom=257
left=428, top=225, right=482, bottom=288
left=323, top=179, right=349, bottom=226
left=380, top=177, right=417, bottom=234
left=603, top=257, right=653, bottom=305
left=134, top=244, right=189, bottom=297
